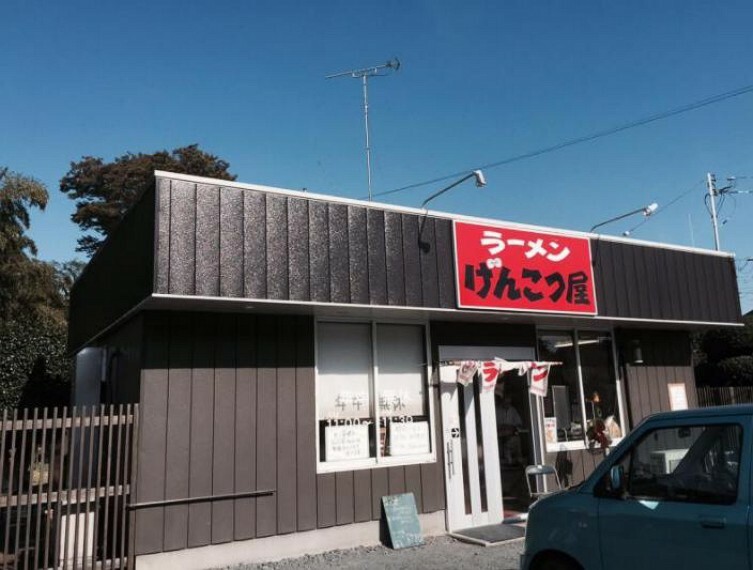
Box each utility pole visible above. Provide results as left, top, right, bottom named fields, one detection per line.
left=706, top=172, right=721, bottom=251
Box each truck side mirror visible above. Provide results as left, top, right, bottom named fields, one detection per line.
left=609, top=465, right=625, bottom=495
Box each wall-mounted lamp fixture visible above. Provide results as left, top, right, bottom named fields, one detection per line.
left=590, top=202, right=659, bottom=234
left=420, top=170, right=486, bottom=210
left=631, top=339, right=644, bottom=365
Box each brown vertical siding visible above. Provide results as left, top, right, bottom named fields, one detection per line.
left=134, top=311, right=445, bottom=555
left=617, top=329, right=695, bottom=425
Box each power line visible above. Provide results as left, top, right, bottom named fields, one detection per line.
left=621, top=180, right=704, bottom=236
left=372, top=82, right=753, bottom=200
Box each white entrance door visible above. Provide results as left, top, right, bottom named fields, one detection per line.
left=439, top=346, right=535, bottom=531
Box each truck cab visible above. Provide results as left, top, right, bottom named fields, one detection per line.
left=520, top=405, right=753, bottom=570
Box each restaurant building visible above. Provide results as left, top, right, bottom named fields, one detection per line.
left=68, top=171, right=743, bottom=568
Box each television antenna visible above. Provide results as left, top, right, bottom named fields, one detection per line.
left=326, top=58, right=401, bottom=201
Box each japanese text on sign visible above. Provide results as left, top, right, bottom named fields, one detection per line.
left=454, top=221, right=597, bottom=314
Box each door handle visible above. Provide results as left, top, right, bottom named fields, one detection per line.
left=446, top=442, right=455, bottom=477
left=700, top=517, right=726, bottom=529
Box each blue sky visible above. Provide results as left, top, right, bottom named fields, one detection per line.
left=2, top=1, right=752, bottom=310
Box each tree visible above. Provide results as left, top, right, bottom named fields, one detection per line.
left=60, top=144, right=236, bottom=255
left=695, top=313, right=753, bottom=386
left=0, top=169, right=67, bottom=324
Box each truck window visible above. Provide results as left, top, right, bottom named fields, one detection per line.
left=615, top=423, right=742, bottom=505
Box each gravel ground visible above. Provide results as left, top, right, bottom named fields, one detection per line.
left=225, top=535, right=523, bottom=570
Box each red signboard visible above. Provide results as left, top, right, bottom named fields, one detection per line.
left=454, top=221, right=597, bottom=314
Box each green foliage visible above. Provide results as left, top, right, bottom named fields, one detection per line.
left=61, top=144, right=236, bottom=255
left=0, top=169, right=48, bottom=257
left=695, top=314, right=753, bottom=386
left=0, top=318, right=71, bottom=409
left=715, top=356, right=753, bottom=386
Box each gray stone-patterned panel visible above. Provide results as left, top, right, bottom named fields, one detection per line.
left=220, top=186, right=244, bottom=297
left=266, top=194, right=289, bottom=300
left=195, top=184, right=220, bottom=297
left=309, top=201, right=330, bottom=302
left=419, top=217, right=440, bottom=307
left=401, top=214, right=422, bottom=307
left=384, top=211, right=406, bottom=305
left=169, top=180, right=197, bottom=295
left=348, top=206, right=369, bottom=304
left=328, top=203, right=350, bottom=303
left=288, top=198, right=311, bottom=302
left=155, top=178, right=171, bottom=293
left=243, top=191, right=267, bottom=298
left=366, top=209, right=388, bottom=305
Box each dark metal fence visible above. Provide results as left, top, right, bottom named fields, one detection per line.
left=0, top=405, right=138, bottom=570
left=697, top=386, right=753, bottom=407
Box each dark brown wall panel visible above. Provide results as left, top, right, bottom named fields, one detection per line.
left=370, top=469, right=389, bottom=521
left=234, top=316, right=257, bottom=540
left=134, top=315, right=169, bottom=555
left=335, top=472, right=355, bottom=525
left=353, top=470, right=372, bottom=523
left=212, top=315, right=237, bottom=544
left=256, top=315, right=278, bottom=537
left=276, top=323, right=298, bottom=535
left=295, top=317, right=317, bottom=531
left=617, top=329, right=694, bottom=426
left=220, top=186, right=245, bottom=297
left=317, top=473, right=336, bottom=528
left=163, top=314, right=192, bottom=551
left=188, top=314, right=215, bottom=548
left=196, top=184, right=220, bottom=297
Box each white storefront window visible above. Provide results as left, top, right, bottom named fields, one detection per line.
left=316, top=320, right=435, bottom=472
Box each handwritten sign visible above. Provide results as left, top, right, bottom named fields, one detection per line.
left=325, top=424, right=370, bottom=461
left=389, top=421, right=430, bottom=456
left=668, top=383, right=689, bottom=411
left=382, top=493, right=423, bottom=549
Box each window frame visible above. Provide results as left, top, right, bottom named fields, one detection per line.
left=535, top=324, right=626, bottom=453
left=315, top=317, right=437, bottom=474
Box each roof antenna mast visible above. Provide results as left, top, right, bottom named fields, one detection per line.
left=326, top=58, right=401, bottom=201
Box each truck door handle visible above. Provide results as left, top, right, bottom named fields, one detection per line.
left=700, top=517, right=725, bottom=529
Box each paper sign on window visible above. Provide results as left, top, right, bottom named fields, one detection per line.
left=389, top=421, right=431, bottom=456
left=668, top=383, right=688, bottom=411
left=454, top=221, right=597, bottom=314
left=325, top=424, right=370, bottom=461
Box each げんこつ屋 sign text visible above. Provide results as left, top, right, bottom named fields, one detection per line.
left=454, top=221, right=597, bottom=315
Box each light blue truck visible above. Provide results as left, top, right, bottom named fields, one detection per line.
left=521, top=405, right=751, bottom=570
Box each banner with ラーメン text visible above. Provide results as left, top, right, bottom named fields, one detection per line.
left=454, top=221, right=597, bottom=314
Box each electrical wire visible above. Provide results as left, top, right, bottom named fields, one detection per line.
left=622, top=180, right=704, bottom=236
left=372, top=82, right=753, bottom=200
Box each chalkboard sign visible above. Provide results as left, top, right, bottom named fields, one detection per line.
left=382, top=493, right=424, bottom=549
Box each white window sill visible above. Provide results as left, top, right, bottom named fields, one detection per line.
left=317, top=453, right=437, bottom=474
left=546, top=437, right=624, bottom=454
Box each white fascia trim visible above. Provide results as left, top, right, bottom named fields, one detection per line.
left=153, top=170, right=734, bottom=259
left=149, top=293, right=744, bottom=328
